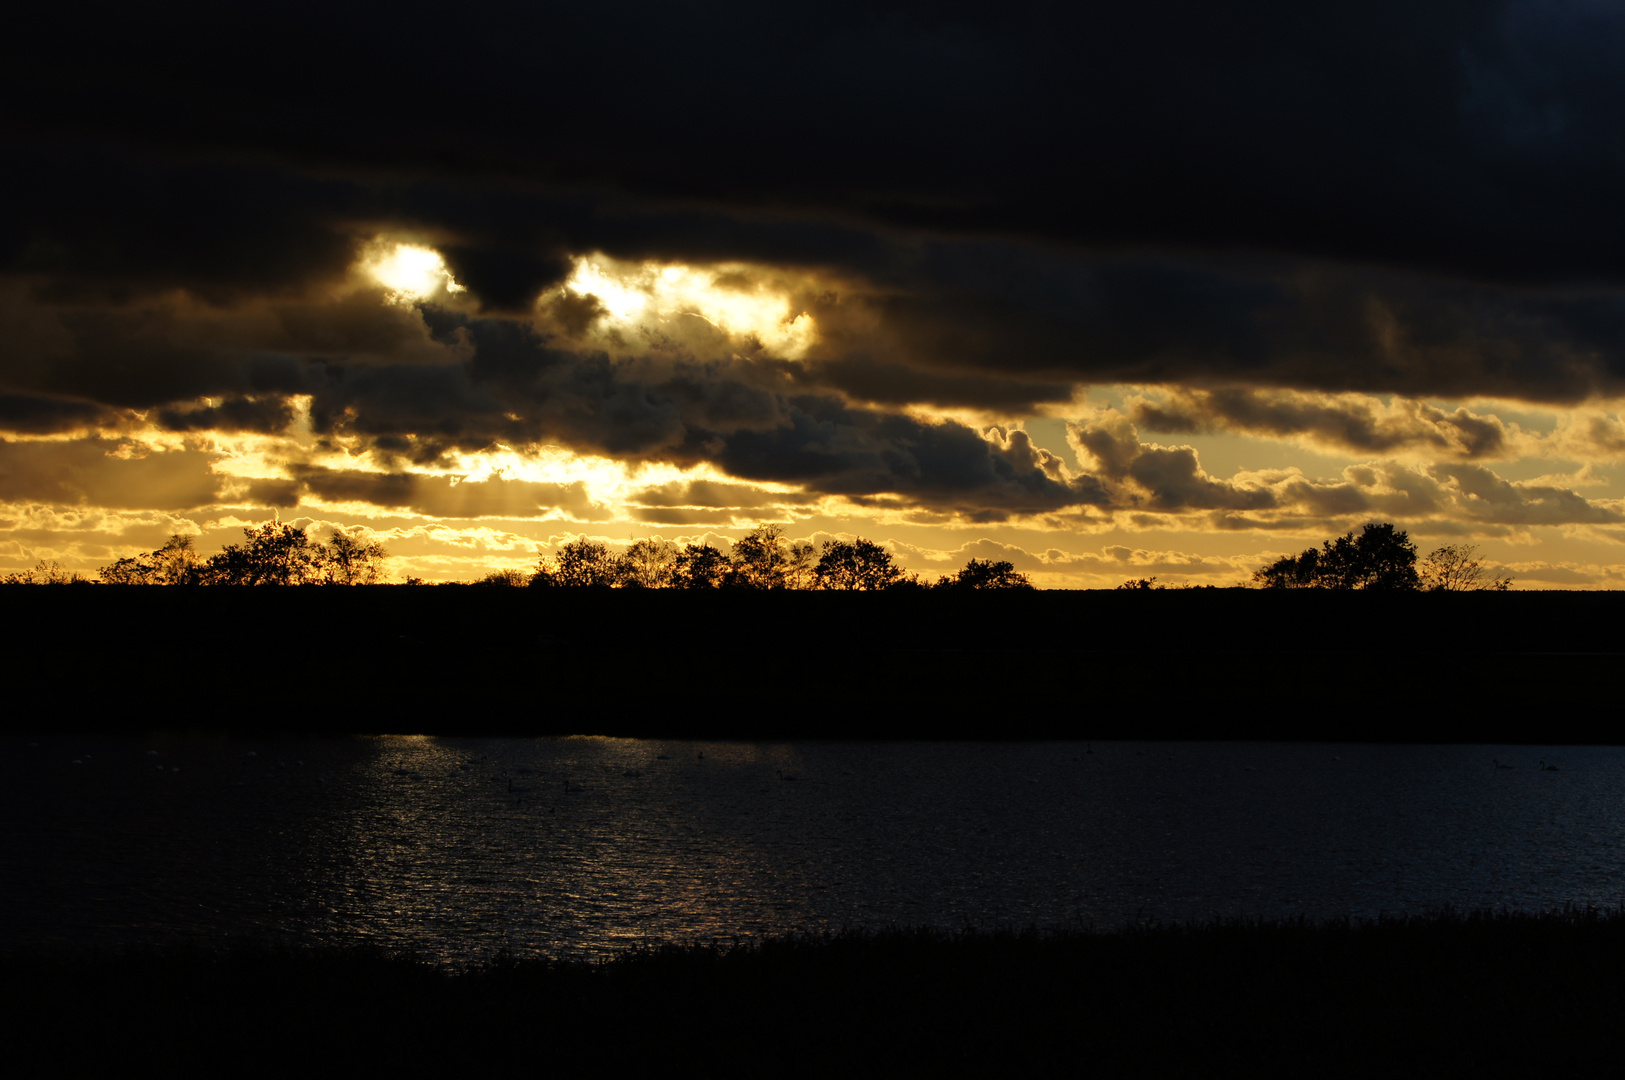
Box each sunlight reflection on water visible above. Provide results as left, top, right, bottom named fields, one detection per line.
left=5, top=737, right=1625, bottom=965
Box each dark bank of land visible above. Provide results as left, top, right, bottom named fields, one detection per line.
left=8, top=909, right=1624, bottom=1075
left=5, top=585, right=1621, bottom=743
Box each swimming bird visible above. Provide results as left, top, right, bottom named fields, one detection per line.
left=1495, top=759, right=1513, bottom=769
left=1541, top=760, right=1560, bottom=771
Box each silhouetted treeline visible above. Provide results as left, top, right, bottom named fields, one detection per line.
left=20, top=521, right=1033, bottom=590
left=94, top=523, right=389, bottom=585
left=1252, top=522, right=1512, bottom=591
left=13, top=908, right=1625, bottom=1074
left=14, top=518, right=1523, bottom=593
left=478, top=525, right=1034, bottom=591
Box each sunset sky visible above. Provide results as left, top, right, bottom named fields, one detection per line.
left=6, top=1, right=1625, bottom=586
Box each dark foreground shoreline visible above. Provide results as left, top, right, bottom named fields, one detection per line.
left=6, top=585, right=1621, bottom=742
left=9, top=909, right=1622, bottom=1074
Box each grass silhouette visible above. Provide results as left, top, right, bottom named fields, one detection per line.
left=9, top=907, right=1624, bottom=1074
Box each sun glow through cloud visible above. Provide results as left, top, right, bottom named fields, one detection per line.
left=561, top=256, right=817, bottom=357
left=364, top=242, right=465, bottom=302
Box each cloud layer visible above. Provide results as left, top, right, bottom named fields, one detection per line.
left=7, top=2, right=1625, bottom=582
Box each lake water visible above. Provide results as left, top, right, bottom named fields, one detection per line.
left=5, top=736, right=1623, bottom=966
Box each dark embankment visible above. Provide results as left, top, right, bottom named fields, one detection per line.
left=5, top=585, right=1620, bottom=741
left=9, top=909, right=1624, bottom=1075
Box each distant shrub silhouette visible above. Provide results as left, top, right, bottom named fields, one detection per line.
left=3, top=560, right=90, bottom=584
left=941, top=559, right=1034, bottom=590
left=1421, top=543, right=1511, bottom=591
left=473, top=569, right=530, bottom=586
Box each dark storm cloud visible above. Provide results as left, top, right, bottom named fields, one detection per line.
left=0, top=145, right=360, bottom=304
left=308, top=326, right=789, bottom=465
left=806, top=354, right=1075, bottom=411
left=302, top=313, right=1101, bottom=517
left=0, top=284, right=456, bottom=411
left=285, top=465, right=599, bottom=520
left=6, top=0, right=1625, bottom=477
left=702, top=405, right=1101, bottom=518
left=0, top=392, right=119, bottom=435
left=629, top=481, right=816, bottom=511
left=627, top=507, right=741, bottom=526
left=819, top=251, right=1625, bottom=402
left=12, top=2, right=1625, bottom=278
left=1127, top=388, right=1520, bottom=459
left=157, top=395, right=296, bottom=435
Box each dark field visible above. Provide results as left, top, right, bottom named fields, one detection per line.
left=8, top=909, right=1623, bottom=1075
left=5, top=586, right=1620, bottom=742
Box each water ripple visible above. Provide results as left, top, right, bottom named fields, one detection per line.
left=4, top=736, right=1623, bottom=965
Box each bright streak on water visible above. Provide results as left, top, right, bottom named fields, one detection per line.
left=5, top=737, right=1624, bottom=965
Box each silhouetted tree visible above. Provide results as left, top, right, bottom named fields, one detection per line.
left=621, top=538, right=678, bottom=588
left=1252, top=548, right=1320, bottom=589
left=200, top=522, right=326, bottom=585
left=729, top=525, right=789, bottom=589
left=1421, top=544, right=1511, bottom=591
left=99, top=534, right=201, bottom=584
left=814, top=539, right=902, bottom=591
left=156, top=534, right=201, bottom=583
left=98, top=555, right=158, bottom=584
left=1322, top=523, right=1419, bottom=589
left=323, top=530, right=391, bottom=584
left=671, top=543, right=729, bottom=588
left=548, top=538, right=623, bottom=587
left=941, top=559, right=1035, bottom=590
left=1253, top=523, right=1420, bottom=590
left=785, top=540, right=818, bottom=590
